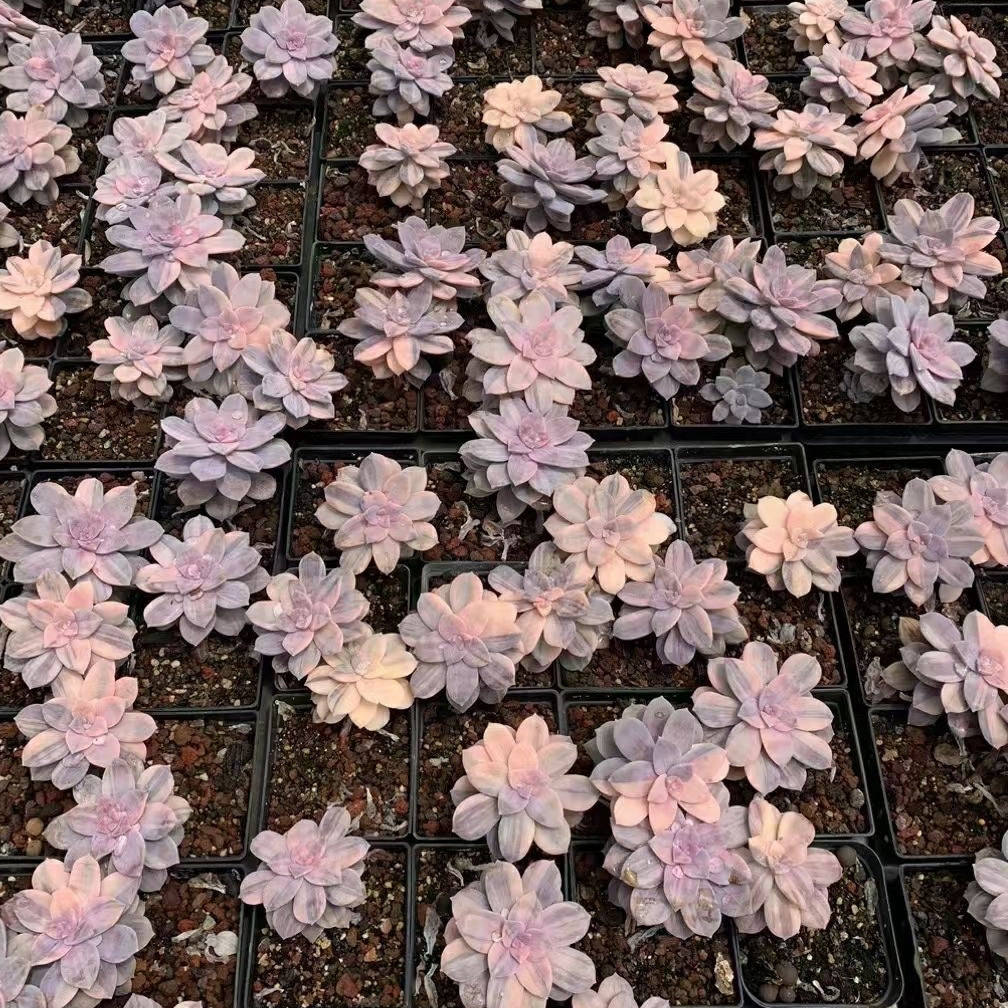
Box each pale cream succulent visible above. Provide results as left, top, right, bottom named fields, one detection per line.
left=787, top=0, right=848, bottom=53
left=482, top=76, right=572, bottom=153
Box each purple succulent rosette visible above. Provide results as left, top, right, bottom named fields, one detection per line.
left=0, top=106, right=80, bottom=206
left=930, top=450, right=1008, bottom=567
left=967, top=829, right=1008, bottom=962
left=0, top=346, right=55, bottom=459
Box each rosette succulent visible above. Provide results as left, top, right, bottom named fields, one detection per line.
left=587, top=113, right=675, bottom=208
left=983, top=318, right=1008, bottom=394
left=354, top=0, right=470, bottom=52
left=90, top=315, right=185, bottom=406
left=157, top=141, right=264, bottom=218
left=93, top=157, right=174, bottom=226
left=0, top=477, right=163, bottom=600
left=315, top=453, right=440, bottom=574
left=247, top=552, right=369, bottom=680
left=0, top=106, right=80, bottom=205
left=580, top=64, right=679, bottom=122
left=687, top=59, right=780, bottom=152
left=800, top=41, right=883, bottom=115
left=642, top=0, right=745, bottom=74
left=135, top=515, right=268, bottom=646
left=575, top=236, right=670, bottom=313
left=481, top=230, right=584, bottom=306
left=489, top=542, right=615, bottom=673
left=699, top=361, right=773, bottom=425
left=240, top=807, right=370, bottom=941
left=855, top=477, right=983, bottom=608
left=162, top=55, right=256, bottom=143
left=912, top=15, right=1002, bottom=114
left=240, top=0, right=339, bottom=99
left=840, top=0, right=934, bottom=68
left=821, top=232, right=912, bottom=321
left=0, top=919, right=44, bottom=1008
left=0, top=2, right=39, bottom=70
left=930, top=450, right=1008, bottom=568
left=367, top=37, right=454, bottom=123
left=451, top=714, right=599, bottom=859
left=574, top=976, right=673, bottom=1008
left=156, top=394, right=291, bottom=519
left=122, top=6, right=213, bottom=99
left=0, top=239, right=91, bottom=339
left=400, top=570, right=524, bottom=711
left=587, top=0, right=659, bottom=49
left=44, top=758, right=192, bottom=891
left=482, top=75, right=572, bottom=152
left=97, top=109, right=190, bottom=161
left=0, top=570, right=136, bottom=689
left=0, top=345, right=54, bottom=459
left=787, top=0, right=848, bottom=53
left=967, top=830, right=1008, bottom=962
left=358, top=122, right=455, bottom=209
left=664, top=235, right=761, bottom=324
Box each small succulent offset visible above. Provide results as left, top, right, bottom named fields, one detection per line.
left=587, top=113, right=675, bottom=208
left=367, top=37, right=454, bottom=123
left=16, top=666, right=156, bottom=789
left=401, top=571, right=524, bottom=711
left=158, top=141, right=264, bottom=218
left=498, top=134, right=606, bottom=233
left=580, top=64, right=680, bottom=122
left=967, top=830, right=1008, bottom=962
left=0, top=918, right=44, bottom=1008
left=855, top=477, right=983, bottom=608
left=240, top=807, right=370, bottom=941
left=97, top=108, right=191, bottom=162
left=1, top=858, right=153, bottom=1008
left=0, top=106, right=80, bottom=205
left=122, top=6, right=213, bottom=99
left=0, top=570, right=136, bottom=689
left=787, top=0, right=848, bottom=53
left=481, top=230, right=585, bottom=306
left=840, top=0, right=935, bottom=69
left=931, top=450, right=1008, bottom=568
left=734, top=798, right=842, bottom=939
left=240, top=0, right=339, bottom=99
left=461, top=391, right=593, bottom=522
left=0, top=346, right=54, bottom=459
left=302, top=630, right=416, bottom=730
left=482, top=75, right=572, bottom=152
left=982, top=319, right=1008, bottom=394
left=441, top=860, right=595, bottom=1008
left=700, top=361, right=773, bottom=426
left=316, top=453, right=440, bottom=574
left=489, top=542, right=615, bottom=673
left=162, top=55, right=256, bottom=144
left=642, top=0, right=746, bottom=75
left=587, top=0, right=660, bottom=50
left=800, top=41, right=883, bottom=115
left=93, top=157, right=173, bottom=226
left=880, top=193, right=1002, bottom=308
left=90, top=315, right=185, bottom=406
left=846, top=292, right=976, bottom=413
left=821, top=232, right=912, bottom=322
left=0, top=477, right=163, bottom=601
left=0, top=239, right=91, bottom=339
left=354, top=0, right=469, bottom=52
left=44, top=757, right=192, bottom=892
left=0, top=29, right=102, bottom=126
left=737, top=492, right=858, bottom=596
left=451, top=714, right=599, bottom=859
left=0, top=3, right=39, bottom=70
left=135, top=515, right=268, bottom=646
left=359, top=122, right=455, bottom=210
left=687, top=59, right=780, bottom=153
left=574, top=975, right=673, bottom=1008
left=913, top=15, right=1002, bottom=114
left=575, top=236, right=671, bottom=313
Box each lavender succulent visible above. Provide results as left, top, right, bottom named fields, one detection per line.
left=587, top=113, right=675, bottom=208
left=97, top=108, right=190, bottom=162
left=967, top=830, right=1008, bottom=962
left=913, top=15, right=1002, bottom=114
left=0, top=919, right=44, bottom=1008
left=580, top=64, right=679, bottom=122
left=699, top=360, right=773, bottom=425
left=367, top=37, right=453, bottom=123
left=156, top=394, right=291, bottom=520
left=481, top=230, right=584, bottom=306
left=162, top=55, right=256, bottom=143
left=481, top=75, right=572, bottom=152
left=354, top=0, right=470, bottom=52
left=854, top=476, right=984, bottom=608
left=44, top=757, right=192, bottom=891
left=0, top=106, right=79, bottom=205
left=787, top=0, right=848, bottom=54
left=687, top=59, right=780, bottom=152
left=358, top=122, right=455, bottom=209
left=241, top=0, right=338, bottom=99
left=0, top=345, right=54, bottom=459
left=587, top=0, right=659, bottom=50
left=90, top=315, right=185, bottom=406
left=664, top=235, right=761, bottom=324
left=240, top=807, right=370, bottom=940
left=451, top=714, right=599, bottom=859
left=821, top=232, right=912, bottom=321
left=840, top=0, right=934, bottom=69
left=0, top=477, right=163, bottom=601
left=122, top=6, right=213, bottom=100
left=931, top=450, right=1008, bottom=568
left=157, top=141, right=264, bottom=218
left=982, top=319, right=1008, bottom=394
left=93, top=157, right=174, bottom=225
left=315, top=453, right=440, bottom=574
left=574, top=976, right=672, bottom=1008
left=574, top=236, right=671, bottom=313
left=400, top=571, right=523, bottom=711
left=642, top=0, right=745, bottom=75
left=462, top=0, right=541, bottom=45
left=800, top=41, right=883, bottom=115
left=0, top=239, right=91, bottom=340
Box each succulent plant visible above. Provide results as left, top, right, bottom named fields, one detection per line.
left=122, top=6, right=213, bottom=100
left=737, top=491, right=858, bottom=596
left=821, top=232, right=912, bottom=322
left=642, top=0, right=745, bottom=74
left=931, top=450, right=1008, bottom=568
left=400, top=570, right=524, bottom=711
left=97, top=108, right=191, bottom=161
left=489, top=542, right=615, bottom=673
left=482, top=75, right=572, bottom=152
left=0, top=345, right=53, bottom=459
left=498, top=134, right=606, bottom=233
left=574, top=236, right=671, bottom=313
left=967, top=830, right=1008, bottom=962
left=605, top=280, right=732, bottom=399
left=719, top=244, right=841, bottom=374
left=664, top=235, right=761, bottom=324
left=240, top=0, right=339, bottom=99
left=135, top=515, right=268, bottom=645
left=574, top=976, right=673, bottom=1008
left=1, top=858, right=153, bottom=1007
left=157, top=140, right=264, bottom=218
left=358, top=122, right=455, bottom=209
left=0, top=200, right=19, bottom=248
left=580, top=64, right=679, bottom=122
left=102, top=192, right=245, bottom=307
left=44, top=757, right=192, bottom=891
left=588, top=113, right=676, bottom=208
left=754, top=104, right=856, bottom=200
left=699, top=360, right=773, bottom=425
left=0, top=477, right=163, bottom=601
left=162, top=55, right=256, bottom=143
left=90, top=314, right=186, bottom=406
left=734, top=798, right=842, bottom=939
left=16, top=665, right=156, bottom=788
left=240, top=807, right=370, bottom=940
left=627, top=147, right=724, bottom=249
left=0, top=239, right=91, bottom=340
left=364, top=216, right=485, bottom=301
left=587, top=0, right=659, bottom=49
left=879, top=193, right=1002, bottom=308
left=93, top=157, right=174, bottom=225
left=462, top=0, right=541, bottom=45
left=156, top=394, right=291, bottom=520
left=302, top=629, right=415, bottom=730
left=912, top=15, right=1002, bottom=114
left=854, top=476, right=984, bottom=608
left=846, top=291, right=976, bottom=413
left=0, top=106, right=79, bottom=205
left=481, top=230, right=585, bottom=306
left=367, top=37, right=454, bottom=123
left=355, top=0, right=469, bottom=52
left=0, top=570, right=136, bottom=689
left=461, top=392, right=593, bottom=522
left=546, top=473, right=676, bottom=594
left=0, top=919, right=44, bottom=1008
left=787, top=0, right=848, bottom=53
left=840, top=0, right=934, bottom=68
left=0, top=2, right=39, bottom=71
left=451, top=714, right=598, bottom=859
left=441, top=860, right=595, bottom=1008
left=316, top=453, right=440, bottom=574
left=800, top=41, right=883, bottom=115
left=982, top=319, right=1008, bottom=394
left=338, top=285, right=462, bottom=385
left=0, top=28, right=102, bottom=126
left=687, top=58, right=780, bottom=153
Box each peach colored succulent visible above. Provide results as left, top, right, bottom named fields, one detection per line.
left=0, top=240, right=91, bottom=339
left=482, top=76, right=572, bottom=153
left=821, top=232, right=912, bottom=321
left=787, top=0, right=848, bottom=53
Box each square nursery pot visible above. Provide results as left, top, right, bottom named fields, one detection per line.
left=933, top=321, right=1008, bottom=429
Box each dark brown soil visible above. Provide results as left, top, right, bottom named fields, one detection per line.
left=885, top=152, right=998, bottom=219
left=234, top=0, right=327, bottom=23
left=962, top=7, right=1008, bottom=142
left=567, top=701, right=627, bottom=837
left=959, top=237, right=1008, bottom=320
left=35, top=0, right=132, bottom=34
left=147, top=719, right=253, bottom=858
left=432, top=82, right=490, bottom=156
left=702, top=158, right=756, bottom=238
left=311, top=246, right=378, bottom=330
left=982, top=578, right=1008, bottom=623
left=0, top=474, right=24, bottom=537
left=426, top=161, right=509, bottom=251
left=319, top=165, right=413, bottom=241
left=421, top=328, right=475, bottom=431
left=417, top=700, right=557, bottom=837
left=455, top=21, right=532, bottom=75
left=233, top=187, right=304, bottom=266
left=250, top=848, right=408, bottom=1008
left=563, top=636, right=707, bottom=690
left=769, top=163, right=883, bottom=234
left=742, top=6, right=802, bottom=71
left=935, top=327, right=1008, bottom=423
left=568, top=201, right=637, bottom=244
left=775, top=237, right=832, bottom=272
left=266, top=704, right=410, bottom=836
left=554, top=81, right=597, bottom=151
left=739, top=851, right=890, bottom=1005
left=9, top=189, right=86, bottom=255
left=674, top=363, right=794, bottom=427
left=59, top=273, right=128, bottom=357
left=873, top=714, right=1008, bottom=857
left=325, top=86, right=375, bottom=158
left=67, top=110, right=107, bottom=184
left=535, top=9, right=637, bottom=75
left=181, top=0, right=232, bottom=29
left=236, top=107, right=314, bottom=181
left=333, top=18, right=370, bottom=79
left=570, top=339, right=667, bottom=429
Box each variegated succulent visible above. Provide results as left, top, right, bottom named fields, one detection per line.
left=642, top=0, right=745, bottom=75
left=162, top=55, right=256, bottom=144
left=482, top=75, right=572, bottom=152
left=97, top=108, right=191, bottom=162
left=840, top=0, right=935, bottom=69
left=800, top=41, right=883, bottom=115
left=587, top=113, right=676, bottom=208
left=699, top=360, right=773, bottom=426
left=358, top=122, right=455, bottom=209
left=575, top=236, right=671, bottom=313
left=0, top=239, right=91, bottom=340
left=787, top=0, right=848, bottom=53
left=580, top=64, right=679, bottom=122
left=687, top=58, right=780, bottom=152
left=157, top=140, right=265, bottom=218
left=0, top=345, right=54, bottom=459
left=355, top=0, right=470, bottom=52
left=367, top=36, right=454, bottom=123
left=822, top=231, right=912, bottom=321
left=122, top=6, right=213, bottom=100
left=481, top=230, right=585, bottom=306
left=930, top=449, right=1008, bottom=568
left=0, top=106, right=79, bottom=205
left=912, top=14, right=1002, bottom=114
left=90, top=315, right=186, bottom=406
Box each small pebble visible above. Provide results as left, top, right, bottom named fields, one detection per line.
left=836, top=845, right=858, bottom=868
left=758, top=982, right=779, bottom=1002
left=778, top=985, right=797, bottom=1004
left=25, top=818, right=44, bottom=837
left=25, top=838, right=42, bottom=857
